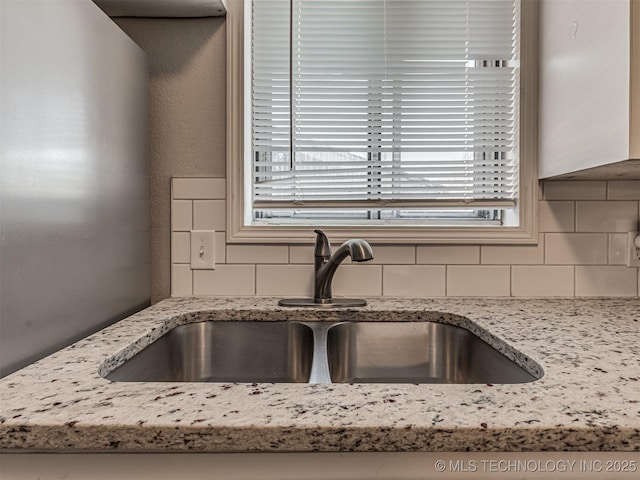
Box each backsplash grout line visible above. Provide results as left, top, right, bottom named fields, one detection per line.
left=170, top=178, right=639, bottom=298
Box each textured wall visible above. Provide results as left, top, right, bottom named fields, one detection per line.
left=114, top=17, right=226, bottom=303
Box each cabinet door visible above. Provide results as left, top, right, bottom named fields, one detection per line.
left=538, top=0, right=637, bottom=179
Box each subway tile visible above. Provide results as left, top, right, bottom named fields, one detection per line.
left=290, top=244, right=415, bottom=265
left=538, top=201, right=575, bottom=233
left=543, top=181, right=607, bottom=200
left=575, top=201, right=638, bottom=232
left=289, top=246, right=314, bottom=264
left=417, top=246, right=480, bottom=265
left=332, top=265, right=382, bottom=297
left=172, top=177, right=226, bottom=200
left=382, top=266, right=445, bottom=297
left=171, top=232, right=191, bottom=264
left=446, top=266, right=511, bottom=297
left=608, top=233, right=629, bottom=265
left=171, top=264, right=192, bottom=297
left=607, top=181, right=640, bottom=200
left=215, top=232, right=226, bottom=263
left=575, top=266, right=638, bottom=297
left=227, top=245, right=289, bottom=264
left=193, top=200, right=226, bottom=231
left=256, top=265, right=314, bottom=296
left=365, top=245, right=416, bottom=265
left=481, top=235, right=544, bottom=265
left=545, top=233, right=608, bottom=265
left=171, top=200, right=192, bottom=232
left=343, top=245, right=416, bottom=265
left=193, top=265, right=255, bottom=296
left=511, top=266, right=574, bottom=297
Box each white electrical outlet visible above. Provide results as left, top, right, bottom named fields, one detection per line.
left=190, top=230, right=216, bottom=270
left=627, top=231, right=640, bottom=267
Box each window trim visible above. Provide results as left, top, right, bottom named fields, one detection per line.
left=226, top=0, right=539, bottom=245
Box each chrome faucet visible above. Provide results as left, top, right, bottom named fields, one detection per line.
left=278, top=229, right=374, bottom=308
left=313, top=229, right=373, bottom=303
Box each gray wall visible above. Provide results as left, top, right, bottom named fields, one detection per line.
left=0, top=0, right=150, bottom=376
left=113, top=17, right=226, bottom=303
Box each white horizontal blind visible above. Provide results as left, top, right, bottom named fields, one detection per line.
left=252, top=0, right=290, bottom=155
left=251, top=0, right=520, bottom=210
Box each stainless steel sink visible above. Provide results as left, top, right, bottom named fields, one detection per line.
left=326, top=322, right=536, bottom=384
left=104, top=320, right=537, bottom=384
left=105, top=321, right=314, bottom=383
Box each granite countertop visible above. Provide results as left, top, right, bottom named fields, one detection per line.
left=1, top=297, right=639, bottom=452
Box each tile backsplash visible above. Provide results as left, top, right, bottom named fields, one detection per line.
left=171, top=179, right=640, bottom=298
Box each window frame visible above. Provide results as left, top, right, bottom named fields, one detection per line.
left=226, top=0, right=539, bottom=245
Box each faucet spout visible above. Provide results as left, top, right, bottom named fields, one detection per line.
left=344, top=238, right=374, bottom=262
left=278, top=230, right=374, bottom=308
left=314, top=236, right=373, bottom=303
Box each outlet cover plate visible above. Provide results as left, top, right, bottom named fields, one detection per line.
left=191, top=230, right=216, bottom=270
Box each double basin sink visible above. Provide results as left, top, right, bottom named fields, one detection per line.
left=105, top=321, right=538, bottom=384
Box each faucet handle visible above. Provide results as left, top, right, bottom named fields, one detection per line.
left=314, top=229, right=331, bottom=258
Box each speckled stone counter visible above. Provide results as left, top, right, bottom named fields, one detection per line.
left=1, top=297, right=639, bottom=452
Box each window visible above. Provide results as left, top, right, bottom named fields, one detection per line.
left=227, top=0, right=538, bottom=244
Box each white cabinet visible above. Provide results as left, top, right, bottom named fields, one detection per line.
left=93, top=0, right=226, bottom=17
left=538, top=0, right=639, bottom=179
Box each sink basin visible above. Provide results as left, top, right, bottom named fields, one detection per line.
left=326, top=322, right=536, bottom=384
left=104, top=320, right=538, bottom=384
left=105, top=321, right=314, bottom=383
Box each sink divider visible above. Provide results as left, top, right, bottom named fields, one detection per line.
left=303, top=322, right=334, bottom=384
